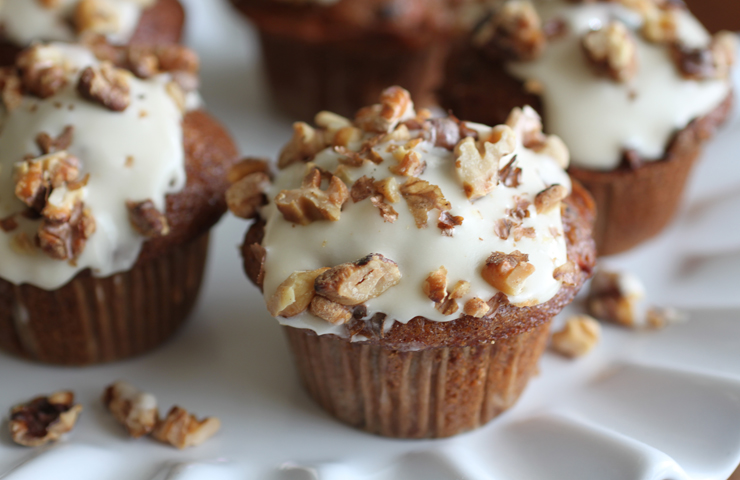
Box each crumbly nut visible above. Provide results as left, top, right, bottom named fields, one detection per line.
left=710, top=31, right=737, bottom=80
left=77, top=62, right=131, bottom=111
left=507, top=196, right=532, bottom=221
left=498, top=157, right=522, bottom=188
left=533, top=135, right=570, bottom=169
left=36, top=125, right=75, bottom=155
left=278, top=122, right=328, bottom=169
left=423, top=266, right=448, bottom=303
left=16, top=46, right=68, bottom=99
left=551, top=315, right=601, bottom=358
left=42, top=186, right=84, bottom=223
left=103, top=381, right=158, bottom=438
left=587, top=270, right=645, bottom=327
left=672, top=31, right=737, bottom=80
left=152, top=406, right=220, bottom=450
left=0, top=68, right=23, bottom=111
left=374, top=177, right=401, bottom=203
left=126, top=200, right=170, bottom=238
left=267, top=268, right=330, bottom=317
left=332, top=126, right=364, bottom=148
left=382, top=124, right=412, bottom=144
left=355, top=86, right=413, bottom=134
left=511, top=225, right=535, bottom=241
left=274, top=166, right=349, bottom=225
left=315, top=254, right=401, bottom=306
left=9, top=391, right=83, bottom=447
left=494, top=218, right=514, bottom=240
left=474, top=0, right=546, bottom=61
left=226, top=172, right=270, bottom=219
left=14, top=152, right=81, bottom=210
left=482, top=250, right=536, bottom=296
left=309, top=295, right=353, bottom=325
left=437, top=211, right=464, bottom=236
left=350, top=175, right=377, bottom=203
left=400, top=177, right=451, bottom=228
left=535, top=184, right=568, bottom=214
left=37, top=203, right=96, bottom=261
left=334, top=145, right=366, bottom=168
left=126, top=44, right=200, bottom=79
left=582, top=21, right=639, bottom=82
left=429, top=117, right=461, bottom=150
left=645, top=307, right=687, bottom=329
left=152, top=45, right=200, bottom=74
left=370, top=195, right=399, bottom=223
left=454, top=126, right=516, bottom=201
left=74, top=0, right=120, bottom=35
left=227, top=158, right=270, bottom=184
left=553, top=261, right=578, bottom=286
left=506, top=106, right=546, bottom=149
left=315, top=111, right=353, bottom=132
left=463, top=297, right=491, bottom=318
left=642, top=8, right=678, bottom=44
left=389, top=150, right=426, bottom=177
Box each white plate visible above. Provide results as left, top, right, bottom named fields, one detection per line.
left=1, top=1, right=740, bottom=478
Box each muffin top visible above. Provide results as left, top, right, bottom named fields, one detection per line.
left=0, top=41, right=200, bottom=290
left=474, top=0, right=735, bottom=170
left=0, top=0, right=156, bottom=46
left=231, top=87, right=586, bottom=338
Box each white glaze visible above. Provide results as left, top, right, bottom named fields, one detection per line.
left=0, top=0, right=149, bottom=46
left=260, top=117, right=572, bottom=336
left=507, top=0, right=731, bottom=170
left=0, top=44, right=187, bottom=290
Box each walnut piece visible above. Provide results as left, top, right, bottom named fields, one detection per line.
left=126, top=200, right=170, bottom=238
left=103, top=381, right=158, bottom=438
left=429, top=117, right=461, bottom=150
left=152, top=406, right=221, bottom=450
left=9, top=391, right=83, bottom=447
left=400, top=177, right=451, bottom=228
left=506, top=106, right=545, bottom=149
left=498, top=157, right=522, bottom=188
left=267, top=268, right=329, bottom=317
left=74, top=0, right=120, bottom=35
left=77, top=62, right=131, bottom=111
left=350, top=175, right=377, bottom=203
left=16, top=45, right=68, bottom=99
left=226, top=172, right=270, bottom=219
left=454, top=125, right=516, bottom=201
left=437, top=211, right=464, bottom=236
left=374, top=177, right=401, bottom=203
left=315, top=254, right=401, bottom=306
left=389, top=149, right=426, bottom=177
left=309, top=295, right=353, bottom=325
left=533, top=134, right=570, bottom=169
left=355, top=86, right=413, bottom=133
left=582, top=21, right=638, bottom=83
left=422, top=267, right=469, bottom=316
left=370, top=195, right=399, bottom=223
left=464, top=297, right=491, bottom=318
left=14, top=152, right=81, bottom=209
left=227, top=157, right=270, bottom=184
left=553, top=261, right=578, bottom=286
left=535, top=184, right=568, bottom=214
left=551, top=315, right=601, bottom=358
left=274, top=166, right=349, bottom=225
left=38, top=202, right=96, bottom=261
left=0, top=68, right=23, bottom=111
left=642, top=8, right=678, bottom=44
left=36, top=125, right=75, bottom=155
left=672, top=31, right=737, bottom=80
left=474, top=0, right=546, bottom=61
left=482, top=251, right=536, bottom=296
left=586, top=270, right=645, bottom=327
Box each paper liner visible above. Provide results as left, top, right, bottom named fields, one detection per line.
left=0, top=234, right=210, bottom=366
left=257, top=30, right=447, bottom=120
left=283, top=320, right=551, bottom=439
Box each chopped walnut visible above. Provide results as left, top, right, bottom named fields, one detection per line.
left=553, top=261, right=578, bottom=286
left=315, top=110, right=353, bottom=132
left=533, top=135, right=570, bottom=169
left=429, top=117, right=461, bottom=150
left=551, top=315, right=601, bottom=358
left=315, top=254, right=401, bottom=306
left=464, top=297, right=491, bottom=318
left=74, top=0, right=120, bottom=35
left=438, top=211, right=464, bottom=236
left=14, top=152, right=81, bottom=209
left=507, top=196, right=532, bottom=221
left=42, top=185, right=84, bottom=223
left=400, top=177, right=451, bottom=228
left=332, top=126, right=364, bottom=148
left=494, top=218, right=514, bottom=240
left=423, top=266, right=448, bottom=303
left=152, top=406, right=220, bottom=450
left=382, top=124, right=412, bottom=144
left=512, top=225, right=535, bottom=241
left=152, top=45, right=200, bottom=74
left=9, top=391, right=83, bottom=447
left=672, top=31, right=737, bottom=80
left=126, top=200, right=170, bottom=238
left=374, top=177, right=400, bottom=203
left=481, top=250, right=536, bottom=296
left=227, top=158, right=270, bottom=184
left=370, top=195, right=399, bottom=223
left=103, top=381, right=158, bottom=438
left=506, top=106, right=545, bottom=149
left=77, top=62, right=131, bottom=111
left=267, top=268, right=329, bottom=317
left=474, top=0, right=546, bottom=61
left=587, top=270, right=645, bottom=327
left=645, top=307, right=687, bottom=330
left=454, top=126, right=516, bottom=201
left=0, top=68, right=23, bottom=111
left=36, top=125, right=74, bottom=155
left=499, top=156, right=522, bottom=188
left=275, top=166, right=349, bottom=225
left=334, top=145, right=366, bottom=168
left=642, top=8, right=678, bottom=44
left=278, top=122, right=329, bottom=169
left=350, top=175, right=377, bottom=203
left=16, top=45, right=68, bottom=99
left=309, top=295, right=353, bottom=325
left=355, top=86, right=413, bottom=133
left=126, top=44, right=200, bottom=79
left=226, top=172, right=270, bottom=219
left=582, top=21, right=638, bottom=83
left=389, top=149, right=425, bottom=177
left=38, top=203, right=96, bottom=261
left=535, top=185, right=568, bottom=214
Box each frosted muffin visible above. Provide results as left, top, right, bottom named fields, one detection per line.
left=0, top=0, right=184, bottom=65
left=441, top=0, right=735, bottom=255
left=0, top=42, right=238, bottom=365
left=229, top=87, right=596, bottom=438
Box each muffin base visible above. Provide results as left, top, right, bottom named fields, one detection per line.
left=0, top=233, right=209, bottom=366
left=284, top=321, right=551, bottom=439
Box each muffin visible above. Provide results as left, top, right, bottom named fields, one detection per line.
left=0, top=42, right=238, bottom=365
left=229, top=0, right=468, bottom=120
left=441, top=0, right=735, bottom=255
left=229, top=86, right=596, bottom=438
left=683, top=0, right=740, bottom=34
left=0, top=0, right=185, bottom=65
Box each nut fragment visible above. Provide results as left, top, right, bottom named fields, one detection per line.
left=582, top=21, right=638, bottom=82
left=274, top=166, right=349, bottom=225
left=36, top=125, right=75, bottom=155
left=400, top=177, right=451, bottom=228
left=423, top=266, right=449, bottom=304
left=14, top=152, right=81, bottom=209
left=126, top=200, right=170, bottom=238
left=374, top=177, right=400, bottom=203
left=37, top=203, right=96, bottom=261
left=267, top=268, right=329, bottom=317
left=227, top=158, right=270, bottom=184
left=9, top=391, right=83, bottom=447
left=463, top=297, right=491, bottom=318
left=672, top=31, right=737, bottom=80
left=553, top=261, right=578, bottom=286
left=506, top=106, right=545, bottom=149
left=474, top=0, right=546, bottom=61
left=226, top=172, right=270, bottom=219
left=389, top=149, right=426, bottom=177
left=437, top=211, right=464, bottom=236
left=533, top=134, right=570, bottom=169
left=309, top=295, right=353, bottom=325
left=103, top=381, right=158, bottom=438
left=370, top=195, right=399, bottom=223
left=77, top=62, right=131, bottom=111
left=152, top=406, right=220, bottom=450
left=551, top=315, right=601, bottom=358
left=350, top=175, right=377, bottom=203
left=642, top=8, right=678, bottom=44
left=454, top=126, right=515, bottom=201
left=586, top=270, right=645, bottom=327
left=16, top=45, right=68, bottom=99
left=355, top=86, right=413, bottom=133
left=535, top=184, right=568, bottom=214
left=74, top=0, right=120, bottom=35
left=481, top=250, right=536, bottom=296
left=429, top=117, right=461, bottom=150
left=315, top=254, right=401, bottom=306
left=498, top=156, right=522, bottom=188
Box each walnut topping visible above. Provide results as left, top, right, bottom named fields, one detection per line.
left=551, top=315, right=601, bottom=358
left=275, top=166, right=349, bottom=225
left=278, top=122, right=329, bottom=169
left=642, top=7, right=678, bottom=44
left=494, top=218, right=514, bottom=240
left=582, top=21, right=638, bottom=82
left=0, top=68, right=23, bottom=111
left=125, top=45, right=200, bottom=80
left=507, top=196, right=532, bottom=221
left=14, top=152, right=81, bottom=209
left=400, top=177, right=451, bottom=228
left=227, top=157, right=270, bottom=184
left=152, top=406, right=221, bottom=450
left=389, top=149, right=426, bottom=177
left=38, top=203, right=96, bottom=261
left=535, top=184, right=568, bottom=214
left=355, top=86, right=413, bottom=133
left=226, top=172, right=270, bottom=220
left=586, top=270, right=645, bottom=327
left=553, top=261, right=578, bottom=286
left=429, top=117, right=461, bottom=150
left=672, top=31, right=737, bottom=80
left=438, top=211, right=464, bottom=236
left=315, top=110, right=353, bottom=132
left=267, top=268, right=329, bottom=317
left=350, top=175, right=376, bottom=203
left=36, top=126, right=74, bottom=155
left=370, top=195, right=399, bottom=223
left=373, top=177, right=400, bottom=203
left=482, top=250, right=535, bottom=296
left=315, top=253, right=401, bottom=306
left=309, top=295, right=353, bottom=325
left=77, top=62, right=131, bottom=111
left=498, top=156, right=522, bottom=188
left=16, top=46, right=68, bottom=99
left=103, top=381, right=158, bottom=438
left=422, top=266, right=468, bottom=315
left=533, top=134, right=570, bottom=169
left=454, top=126, right=516, bottom=201
left=126, top=200, right=170, bottom=238
left=506, top=106, right=545, bottom=149
left=334, top=146, right=366, bottom=168
left=463, top=297, right=491, bottom=318
left=512, top=225, right=535, bottom=241
left=474, top=0, right=546, bottom=61
left=9, top=391, right=83, bottom=447
left=74, top=0, right=120, bottom=35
